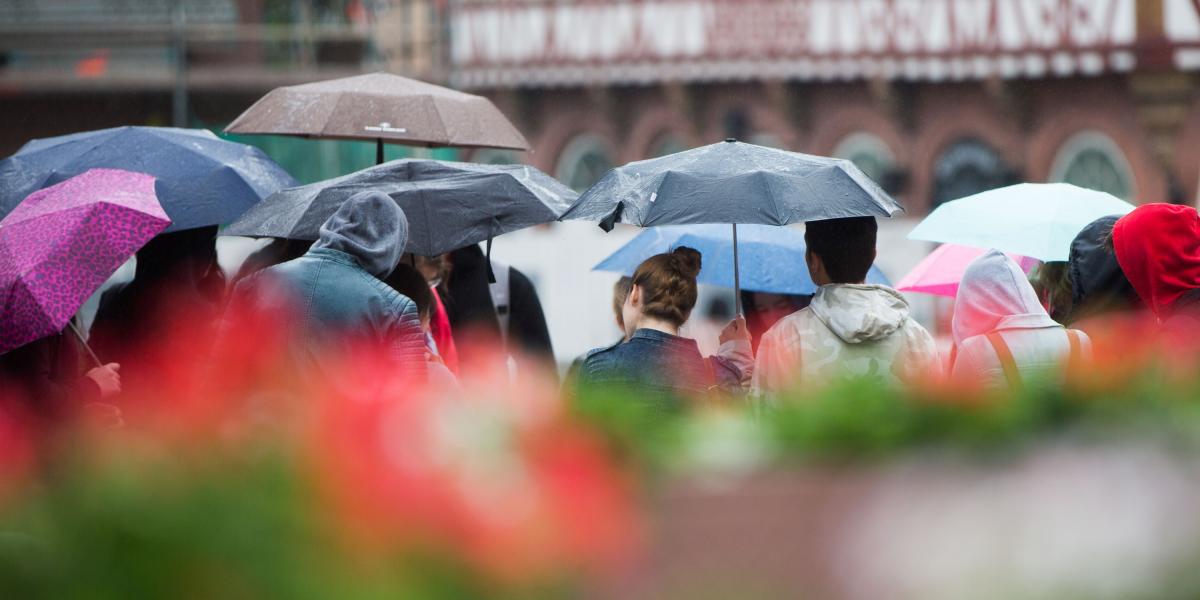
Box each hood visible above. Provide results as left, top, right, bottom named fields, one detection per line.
left=1067, top=215, right=1141, bottom=321
left=1113, top=203, right=1200, bottom=317
left=953, top=249, right=1058, bottom=347
left=809, top=284, right=911, bottom=344
left=312, top=191, right=408, bottom=278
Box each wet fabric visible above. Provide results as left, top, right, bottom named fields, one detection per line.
left=1066, top=216, right=1141, bottom=323
left=234, top=238, right=311, bottom=283
left=561, top=139, right=902, bottom=229
left=311, top=191, right=407, bottom=278
left=753, top=284, right=939, bottom=392
left=225, top=72, right=530, bottom=151
left=908, top=183, right=1134, bottom=262
left=952, top=250, right=1060, bottom=348
left=225, top=159, right=574, bottom=256
left=0, top=169, right=170, bottom=354
left=578, top=329, right=719, bottom=412
left=1113, top=204, right=1200, bottom=318
left=232, top=192, right=422, bottom=373
left=0, top=126, right=295, bottom=231
left=950, top=250, right=1088, bottom=389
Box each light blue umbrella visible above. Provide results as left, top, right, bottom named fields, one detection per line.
left=908, top=183, right=1135, bottom=262
left=594, top=224, right=890, bottom=295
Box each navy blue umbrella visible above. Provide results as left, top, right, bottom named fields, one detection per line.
left=594, top=224, right=889, bottom=295
left=0, top=126, right=297, bottom=231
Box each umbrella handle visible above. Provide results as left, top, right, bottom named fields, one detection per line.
left=67, top=320, right=104, bottom=369
left=732, top=223, right=742, bottom=316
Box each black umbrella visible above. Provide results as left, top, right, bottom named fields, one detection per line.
left=225, top=159, right=576, bottom=271
left=560, top=139, right=903, bottom=312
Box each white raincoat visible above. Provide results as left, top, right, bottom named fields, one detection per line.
left=951, top=250, right=1090, bottom=389
left=752, top=284, right=940, bottom=393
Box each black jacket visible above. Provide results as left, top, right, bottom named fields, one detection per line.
left=445, top=245, right=556, bottom=380
left=0, top=330, right=98, bottom=422
left=1067, top=215, right=1142, bottom=324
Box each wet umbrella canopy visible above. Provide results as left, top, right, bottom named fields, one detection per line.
left=0, top=126, right=297, bottom=231
left=563, top=139, right=902, bottom=312
left=908, top=183, right=1135, bottom=262
left=0, top=169, right=171, bottom=355
left=224, top=72, right=531, bottom=160
left=561, top=139, right=902, bottom=228
left=595, top=224, right=889, bottom=295
left=225, top=159, right=576, bottom=256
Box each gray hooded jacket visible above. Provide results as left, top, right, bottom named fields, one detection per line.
left=233, top=191, right=426, bottom=373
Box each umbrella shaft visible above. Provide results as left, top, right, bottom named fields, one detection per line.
left=67, top=320, right=104, bottom=369
left=376, top=138, right=384, bottom=165
left=732, top=223, right=742, bottom=316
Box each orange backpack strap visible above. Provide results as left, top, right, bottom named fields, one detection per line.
left=985, top=332, right=1023, bottom=390
left=1065, top=329, right=1083, bottom=376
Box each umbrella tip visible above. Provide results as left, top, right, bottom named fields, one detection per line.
left=724, top=138, right=738, bottom=143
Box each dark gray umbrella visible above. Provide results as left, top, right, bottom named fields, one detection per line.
left=224, top=159, right=576, bottom=258
left=224, top=72, right=530, bottom=164
left=560, top=139, right=903, bottom=312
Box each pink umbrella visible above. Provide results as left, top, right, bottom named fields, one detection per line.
left=0, top=169, right=170, bottom=355
left=897, top=244, right=1039, bottom=298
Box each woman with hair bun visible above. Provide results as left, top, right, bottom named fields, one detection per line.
left=577, top=247, right=750, bottom=409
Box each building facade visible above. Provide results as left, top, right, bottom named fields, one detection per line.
left=451, top=0, right=1200, bottom=214
left=6, top=0, right=1200, bottom=211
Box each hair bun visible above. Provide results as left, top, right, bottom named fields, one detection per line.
left=670, top=246, right=703, bottom=279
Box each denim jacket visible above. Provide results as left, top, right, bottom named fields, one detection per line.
left=578, top=329, right=744, bottom=411
left=234, top=248, right=426, bottom=375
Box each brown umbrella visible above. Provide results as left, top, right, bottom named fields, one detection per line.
left=225, top=72, right=530, bottom=163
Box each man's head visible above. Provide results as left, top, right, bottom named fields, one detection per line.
left=804, top=216, right=878, bottom=286
left=312, top=191, right=408, bottom=279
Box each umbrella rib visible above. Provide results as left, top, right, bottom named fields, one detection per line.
left=425, top=96, right=454, bottom=146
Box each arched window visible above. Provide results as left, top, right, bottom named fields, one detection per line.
left=832, top=132, right=896, bottom=184
left=470, top=148, right=523, bottom=165
left=649, top=134, right=687, bottom=158
left=1049, top=132, right=1135, bottom=200
left=555, top=134, right=613, bottom=192
left=932, top=138, right=1012, bottom=207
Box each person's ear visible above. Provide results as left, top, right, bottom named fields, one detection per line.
left=628, top=285, right=642, bottom=308
left=807, top=250, right=829, bottom=284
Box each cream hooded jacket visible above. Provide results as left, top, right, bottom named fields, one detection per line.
left=951, top=250, right=1090, bottom=389
left=752, top=284, right=939, bottom=394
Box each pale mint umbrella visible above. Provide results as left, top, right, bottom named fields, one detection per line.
left=908, top=183, right=1135, bottom=262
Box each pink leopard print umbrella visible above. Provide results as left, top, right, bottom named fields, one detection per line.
left=0, top=169, right=170, bottom=354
